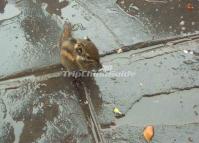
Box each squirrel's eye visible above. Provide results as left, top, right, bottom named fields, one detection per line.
left=86, top=55, right=91, bottom=59
left=76, top=47, right=82, bottom=55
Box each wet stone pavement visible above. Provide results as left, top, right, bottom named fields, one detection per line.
left=0, top=72, right=96, bottom=143
left=117, top=0, right=199, bottom=36
left=98, top=36, right=199, bottom=142
left=0, top=0, right=199, bottom=143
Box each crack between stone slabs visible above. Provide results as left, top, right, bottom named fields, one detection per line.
left=0, top=19, right=18, bottom=27
left=1, top=34, right=199, bottom=82
left=158, top=122, right=199, bottom=127
left=73, top=80, right=106, bottom=143
left=0, top=46, right=176, bottom=82
left=102, top=48, right=180, bottom=65
left=100, top=33, right=199, bottom=57
left=124, top=85, right=199, bottom=115
left=124, top=95, right=144, bottom=115
left=143, top=85, right=199, bottom=97
left=128, top=44, right=165, bottom=57
left=102, top=122, right=199, bottom=131
left=102, top=44, right=173, bottom=63
left=141, top=49, right=185, bottom=60
left=127, top=47, right=181, bottom=63
left=75, top=0, right=123, bottom=47
left=101, top=44, right=165, bottom=63
left=0, top=64, right=63, bottom=82
left=131, top=50, right=180, bottom=63
left=0, top=12, right=21, bottom=25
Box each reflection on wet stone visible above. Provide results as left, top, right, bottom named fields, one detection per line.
left=117, top=0, right=199, bottom=35
left=8, top=82, right=37, bottom=121
left=0, top=0, right=62, bottom=76
left=81, top=77, right=102, bottom=113
left=21, top=16, right=47, bottom=42
left=80, top=77, right=115, bottom=127
left=1, top=0, right=199, bottom=142
left=0, top=76, right=93, bottom=143
left=19, top=0, right=61, bottom=44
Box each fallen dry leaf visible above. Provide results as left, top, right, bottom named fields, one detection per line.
left=113, top=107, right=122, bottom=114
left=185, top=3, right=194, bottom=12
left=113, top=107, right=125, bottom=118
left=143, top=125, right=154, bottom=143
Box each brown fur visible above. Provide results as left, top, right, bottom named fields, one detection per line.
left=60, top=22, right=102, bottom=71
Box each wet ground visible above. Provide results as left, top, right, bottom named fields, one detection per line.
left=0, top=0, right=199, bottom=143
left=117, top=0, right=199, bottom=36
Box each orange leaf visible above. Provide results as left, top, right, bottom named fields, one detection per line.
left=185, top=3, right=194, bottom=12
left=143, top=125, right=154, bottom=143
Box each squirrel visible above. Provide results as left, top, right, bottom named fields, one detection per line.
left=60, top=22, right=102, bottom=71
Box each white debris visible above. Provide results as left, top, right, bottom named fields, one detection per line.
left=117, top=48, right=123, bottom=54
left=179, top=21, right=185, bottom=26
left=183, top=50, right=193, bottom=54
left=183, top=50, right=188, bottom=54
left=181, top=27, right=186, bottom=31
left=191, top=22, right=195, bottom=26
left=189, top=51, right=193, bottom=55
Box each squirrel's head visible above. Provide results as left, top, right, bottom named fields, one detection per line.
left=74, top=38, right=102, bottom=71
left=60, top=36, right=102, bottom=71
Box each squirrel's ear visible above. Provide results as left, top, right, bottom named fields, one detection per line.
left=84, top=36, right=91, bottom=41
left=63, top=22, right=72, bottom=39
